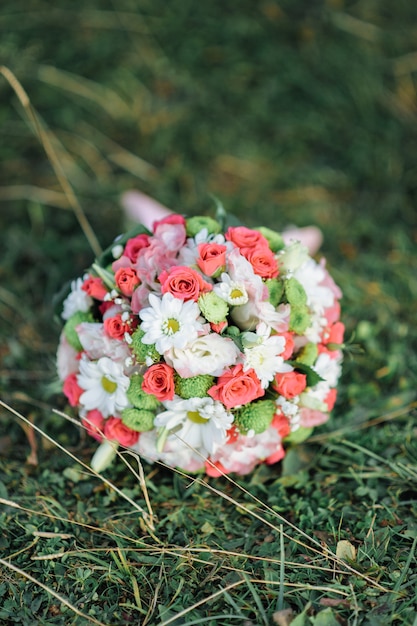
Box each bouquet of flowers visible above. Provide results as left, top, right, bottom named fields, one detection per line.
left=57, top=209, right=344, bottom=476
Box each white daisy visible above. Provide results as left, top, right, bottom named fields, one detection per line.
left=77, top=355, right=130, bottom=417
left=62, top=276, right=92, bottom=320
left=242, top=323, right=293, bottom=388
left=213, top=272, right=249, bottom=306
left=139, top=292, right=206, bottom=354
left=154, top=396, right=233, bottom=457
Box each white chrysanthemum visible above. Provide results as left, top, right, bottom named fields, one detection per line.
left=242, top=323, right=292, bottom=388
left=155, top=396, right=233, bottom=456
left=62, top=276, right=92, bottom=320
left=77, top=355, right=130, bottom=417
left=139, top=292, right=206, bottom=354
left=299, top=353, right=342, bottom=412
left=165, top=333, right=241, bottom=378
left=313, top=352, right=343, bottom=387
left=213, top=272, right=249, bottom=306
left=294, top=259, right=334, bottom=314
left=278, top=241, right=310, bottom=274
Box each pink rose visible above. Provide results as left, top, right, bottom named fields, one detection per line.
left=244, top=247, right=279, bottom=279
left=82, top=409, right=105, bottom=441
left=153, top=217, right=187, bottom=252
left=197, top=243, right=227, bottom=276
left=159, top=266, right=212, bottom=301
left=124, top=234, right=151, bottom=262
left=82, top=276, right=107, bottom=300
left=115, top=267, right=140, bottom=296
left=104, top=417, right=139, bottom=446
left=225, top=226, right=269, bottom=252
left=135, top=239, right=178, bottom=288
left=300, top=408, right=329, bottom=428
left=142, top=363, right=175, bottom=401
left=208, top=364, right=264, bottom=409
left=63, top=373, right=83, bottom=407
left=153, top=213, right=186, bottom=229
left=324, top=301, right=341, bottom=325
left=273, top=371, right=307, bottom=399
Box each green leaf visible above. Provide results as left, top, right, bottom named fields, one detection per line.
left=96, top=223, right=151, bottom=268
left=288, top=362, right=324, bottom=387
left=284, top=426, right=314, bottom=445
left=311, top=608, right=340, bottom=626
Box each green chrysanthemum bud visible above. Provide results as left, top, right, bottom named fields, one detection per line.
left=289, top=305, right=310, bottom=334
left=186, top=216, right=222, bottom=237
left=198, top=291, right=229, bottom=324
left=131, top=328, right=161, bottom=365
left=121, top=407, right=155, bottom=432
left=295, top=342, right=318, bottom=366
left=265, top=278, right=284, bottom=307
left=174, top=374, right=214, bottom=399
left=234, top=399, right=276, bottom=435
left=64, top=311, right=94, bottom=351
left=285, top=277, right=307, bottom=307
left=127, top=374, right=160, bottom=410
left=254, top=226, right=285, bottom=252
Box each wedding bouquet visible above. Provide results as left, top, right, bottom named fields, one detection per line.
left=56, top=210, right=344, bottom=476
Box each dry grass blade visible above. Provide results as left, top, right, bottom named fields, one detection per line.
left=0, top=185, right=69, bottom=209
left=80, top=121, right=158, bottom=181
left=0, top=400, right=155, bottom=531
left=0, top=66, right=102, bottom=257
left=37, top=64, right=133, bottom=119
left=0, top=558, right=107, bottom=626
left=167, top=459, right=390, bottom=593
left=308, top=400, right=417, bottom=443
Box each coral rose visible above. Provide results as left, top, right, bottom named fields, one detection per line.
left=104, top=417, right=139, bottom=446
left=115, top=267, right=140, bottom=296
left=273, top=371, right=307, bottom=399
left=82, top=276, right=107, bottom=300
left=208, top=364, right=264, bottom=409
left=323, top=321, right=345, bottom=346
left=104, top=314, right=130, bottom=340
left=244, top=247, right=279, bottom=279
left=142, top=363, right=175, bottom=401
left=271, top=412, right=291, bottom=439
left=159, top=265, right=212, bottom=301
left=225, top=226, right=269, bottom=252
left=280, top=332, right=295, bottom=360
left=197, top=243, right=227, bottom=276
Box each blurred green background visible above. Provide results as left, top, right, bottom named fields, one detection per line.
left=1, top=2, right=417, bottom=624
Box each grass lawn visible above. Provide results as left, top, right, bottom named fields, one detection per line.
left=1, top=1, right=417, bottom=624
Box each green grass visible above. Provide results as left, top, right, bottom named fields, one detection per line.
left=1, top=1, right=417, bottom=624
